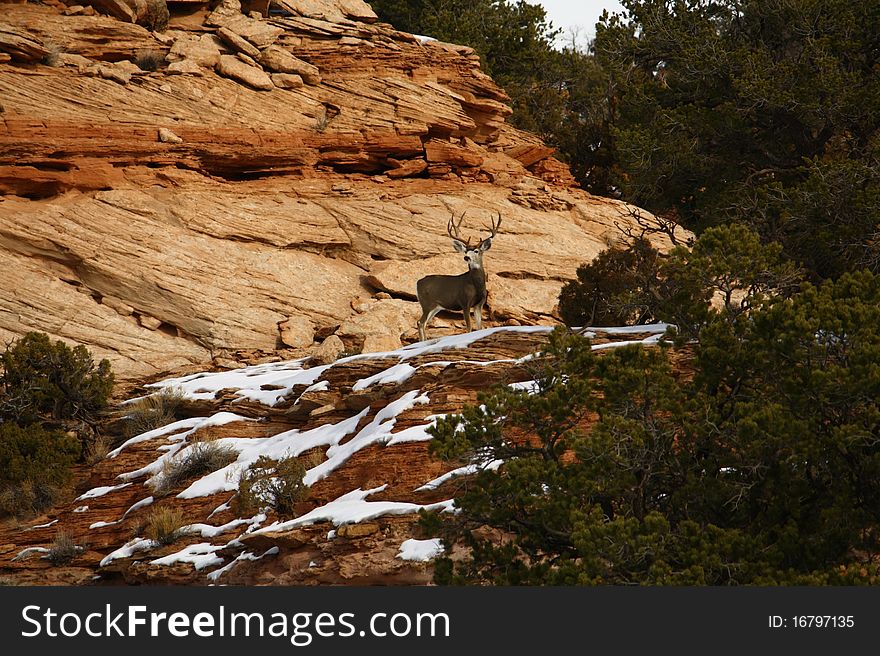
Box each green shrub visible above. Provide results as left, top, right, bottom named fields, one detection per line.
left=0, top=332, right=114, bottom=426
left=0, top=422, right=79, bottom=518
left=151, top=441, right=238, bottom=496
left=558, top=237, right=662, bottom=327
left=143, top=507, right=185, bottom=545
left=235, top=455, right=309, bottom=518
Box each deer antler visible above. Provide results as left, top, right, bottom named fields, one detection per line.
left=447, top=211, right=471, bottom=247
left=484, top=212, right=502, bottom=239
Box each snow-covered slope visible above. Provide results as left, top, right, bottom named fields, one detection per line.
left=0, top=325, right=668, bottom=585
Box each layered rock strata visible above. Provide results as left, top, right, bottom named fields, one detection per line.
left=0, top=0, right=671, bottom=380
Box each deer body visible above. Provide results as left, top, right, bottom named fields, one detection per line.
left=416, top=212, right=500, bottom=342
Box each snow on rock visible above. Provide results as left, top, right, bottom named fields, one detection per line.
left=174, top=410, right=370, bottom=499
left=147, top=360, right=331, bottom=406
left=150, top=543, right=225, bottom=571
left=396, top=538, right=444, bottom=562
left=86, top=325, right=672, bottom=580
left=303, top=390, right=430, bottom=484
left=100, top=538, right=157, bottom=567
left=351, top=362, right=417, bottom=391
left=108, top=412, right=254, bottom=459
left=415, top=459, right=503, bottom=491
left=254, top=485, right=455, bottom=534
left=75, top=483, right=132, bottom=502
left=181, top=516, right=262, bottom=538
left=12, top=547, right=49, bottom=561
left=90, top=520, right=120, bottom=529
left=25, top=519, right=58, bottom=530
left=206, top=547, right=279, bottom=583
left=121, top=497, right=154, bottom=519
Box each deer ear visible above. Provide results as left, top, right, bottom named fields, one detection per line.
left=479, top=238, right=492, bottom=252
left=452, top=240, right=467, bottom=253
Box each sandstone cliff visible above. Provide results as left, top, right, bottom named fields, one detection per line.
left=0, top=0, right=669, bottom=381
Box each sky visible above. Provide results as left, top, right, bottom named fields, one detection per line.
left=536, top=0, right=627, bottom=45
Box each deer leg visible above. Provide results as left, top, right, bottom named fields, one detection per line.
left=418, top=306, right=442, bottom=342
left=474, top=302, right=484, bottom=330
left=463, top=306, right=473, bottom=333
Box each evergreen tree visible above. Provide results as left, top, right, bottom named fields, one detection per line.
left=426, top=271, right=880, bottom=585
left=595, top=0, right=880, bottom=279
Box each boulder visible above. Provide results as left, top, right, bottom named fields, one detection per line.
left=217, top=26, right=261, bottom=60
left=216, top=54, right=274, bottom=91
left=166, top=34, right=223, bottom=69
left=166, top=59, right=203, bottom=75
left=259, top=46, right=321, bottom=85
left=271, top=73, right=304, bottom=89
left=278, top=315, right=315, bottom=348
left=206, top=0, right=283, bottom=49
left=386, top=158, right=428, bottom=179
left=158, top=128, right=183, bottom=144
left=337, top=299, right=421, bottom=350
left=313, top=335, right=345, bottom=364
left=84, top=0, right=137, bottom=23
left=271, top=0, right=377, bottom=23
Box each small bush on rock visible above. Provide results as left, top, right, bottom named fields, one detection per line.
left=46, top=531, right=80, bottom=566
left=151, top=441, right=238, bottom=496
left=235, top=455, right=309, bottom=518
left=123, top=387, right=184, bottom=438
left=143, top=507, right=186, bottom=545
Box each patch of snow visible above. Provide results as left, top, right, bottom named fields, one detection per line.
left=509, top=380, right=540, bottom=394
left=89, top=520, right=119, bottom=529
left=208, top=499, right=233, bottom=518
left=397, top=326, right=553, bottom=361
left=150, top=542, right=225, bottom=571
left=303, top=391, right=429, bottom=484
left=121, top=496, right=154, bottom=519
left=181, top=516, right=261, bottom=539
left=175, top=410, right=369, bottom=499
left=107, top=417, right=206, bottom=458
left=72, top=505, right=89, bottom=513
left=26, top=519, right=58, bottom=530
left=327, top=530, right=336, bottom=539
left=254, top=485, right=454, bottom=534
left=396, top=538, right=444, bottom=562
left=586, top=323, right=670, bottom=335
left=206, top=547, right=278, bottom=582
left=384, top=414, right=444, bottom=445
left=415, top=459, right=503, bottom=491
left=148, top=360, right=331, bottom=407
left=12, top=547, right=49, bottom=561
left=100, top=538, right=156, bottom=567
left=116, top=416, right=252, bottom=486
left=352, top=362, right=418, bottom=391
left=110, top=412, right=253, bottom=461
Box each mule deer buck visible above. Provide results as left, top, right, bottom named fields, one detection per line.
left=416, top=211, right=502, bottom=342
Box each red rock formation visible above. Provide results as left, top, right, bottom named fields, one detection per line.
left=0, top=0, right=678, bottom=380
left=0, top=325, right=670, bottom=585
